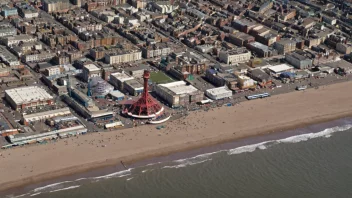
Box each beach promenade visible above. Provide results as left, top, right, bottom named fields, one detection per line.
left=1, top=81, right=352, bottom=192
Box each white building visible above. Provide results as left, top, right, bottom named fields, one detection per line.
left=267, top=64, right=294, bottom=76
left=150, top=2, right=178, bottom=14
left=109, top=72, right=134, bottom=90
left=205, top=87, right=232, bottom=100
left=2, top=35, right=37, bottom=47
left=82, top=64, right=101, bottom=82
left=45, top=66, right=61, bottom=76
left=219, top=48, right=251, bottom=65
left=105, top=50, right=142, bottom=64
left=0, top=45, right=20, bottom=66
left=5, top=86, right=54, bottom=110
left=237, top=75, right=255, bottom=89
left=21, top=52, right=56, bottom=63
left=0, top=28, right=16, bottom=37
left=22, top=107, right=71, bottom=125
left=154, top=81, right=203, bottom=107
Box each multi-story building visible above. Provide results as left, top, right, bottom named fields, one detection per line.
left=219, top=48, right=251, bottom=65
left=141, top=43, right=172, bottom=58
left=322, top=15, right=337, bottom=25
left=2, top=35, right=37, bottom=47
left=280, top=9, right=296, bottom=21
left=109, top=72, right=134, bottom=90
left=123, top=79, right=144, bottom=96
left=1, top=6, right=18, bottom=18
left=0, top=63, right=11, bottom=77
left=247, top=69, right=272, bottom=87
left=82, top=64, right=101, bottom=82
left=42, top=0, right=70, bottom=13
left=258, top=1, right=273, bottom=14
left=336, top=43, right=352, bottom=54
left=150, top=2, right=178, bottom=14
left=247, top=42, right=273, bottom=58
left=154, top=81, right=203, bottom=107
left=232, top=19, right=257, bottom=34
left=0, top=27, right=16, bottom=37
left=44, top=66, right=61, bottom=76
left=226, top=32, right=255, bottom=47
left=22, top=52, right=56, bottom=63
left=274, top=39, right=296, bottom=55
left=0, top=45, right=21, bottom=67
left=105, top=50, right=142, bottom=64
left=17, top=4, right=39, bottom=19
left=285, top=52, right=312, bottom=69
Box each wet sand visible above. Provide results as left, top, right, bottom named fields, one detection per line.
left=1, top=81, right=352, bottom=192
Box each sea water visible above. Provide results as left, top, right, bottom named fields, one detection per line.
left=6, top=119, right=352, bottom=198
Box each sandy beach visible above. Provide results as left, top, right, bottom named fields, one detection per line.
left=1, top=81, right=352, bottom=192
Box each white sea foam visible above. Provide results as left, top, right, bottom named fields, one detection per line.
left=162, top=159, right=212, bottom=169
left=145, top=162, right=162, bottom=167
left=227, top=124, right=352, bottom=155
left=33, top=181, right=73, bottom=192
left=49, top=185, right=80, bottom=193
left=276, top=124, right=352, bottom=144
left=174, top=151, right=223, bottom=163
left=227, top=141, right=270, bottom=155
left=8, top=193, right=30, bottom=198
left=126, top=177, right=134, bottom=181
left=75, top=177, right=87, bottom=181
left=93, top=168, right=132, bottom=179
left=29, top=193, right=41, bottom=197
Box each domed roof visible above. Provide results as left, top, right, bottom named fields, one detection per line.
left=94, top=81, right=114, bottom=96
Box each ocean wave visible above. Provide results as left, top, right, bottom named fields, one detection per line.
left=141, top=169, right=153, bottom=173
left=7, top=193, right=30, bottom=198
left=227, top=124, right=352, bottom=155
left=126, top=177, right=134, bottom=181
left=93, top=168, right=132, bottom=179
left=33, top=181, right=73, bottom=192
left=174, top=151, right=223, bottom=163
left=145, top=162, right=162, bottom=167
left=276, top=124, right=352, bottom=144
left=227, top=141, right=270, bottom=155
left=162, top=159, right=212, bottom=169
left=75, top=177, right=87, bottom=181
left=49, top=185, right=80, bottom=193
left=29, top=193, right=41, bottom=197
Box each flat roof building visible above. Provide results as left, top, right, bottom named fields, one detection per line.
left=219, top=48, right=251, bottom=65
left=82, top=64, right=101, bottom=82
left=124, top=79, right=143, bottom=96
left=110, top=72, right=134, bottom=90
left=205, top=87, right=232, bottom=100
left=0, top=45, right=20, bottom=66
left=155, top=81, right=203, bottom=107
left=5, top=86, right=54, bottom=110
left=109, top=90, right=125, bottom=101
left=22, top=107, right=71, bottom=125
left=267, top=64, right=294, bottom=75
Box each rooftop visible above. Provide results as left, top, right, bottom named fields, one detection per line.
left=84, top=64, right=100, bottom=72
left=206, top=86, right=231, bottom=95
left=267, top=64, right=294, bottom=73
left=5, top=86, right=53, bottom=105
left=110, top=72, right=134, bottom=82
left=248, top=42, right=269, bottom=51
left=159, top=81, right=199, bottom=95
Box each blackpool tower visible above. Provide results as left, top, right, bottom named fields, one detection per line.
left=126, top=70, right=164, bottom=118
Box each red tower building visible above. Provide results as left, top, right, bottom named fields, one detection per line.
left=126, top=70, right=164, bottom=118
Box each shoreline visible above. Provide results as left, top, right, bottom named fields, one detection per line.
left=1, top=81, right=352, bottom=193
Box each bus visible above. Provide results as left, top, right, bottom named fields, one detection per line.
left=245, top=93, right=270, bottom=100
